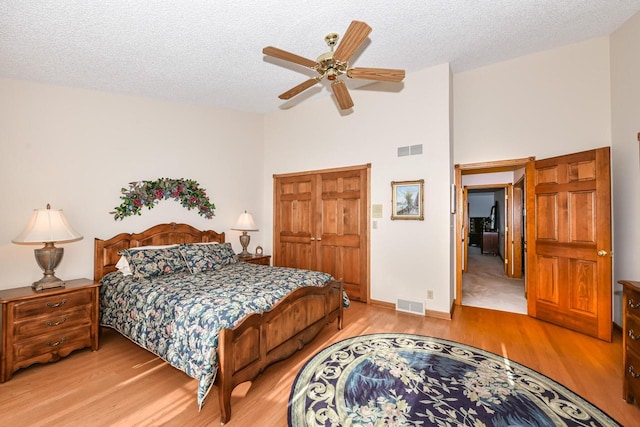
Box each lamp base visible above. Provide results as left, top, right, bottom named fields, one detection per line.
left=32, top=277, right=65, bottom=291
left=32, top=243, right=66, bottom=291
left=238, top=232, right=252, bottom=258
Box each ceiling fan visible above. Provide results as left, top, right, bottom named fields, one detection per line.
left=263, top=20, right=405, bottom=110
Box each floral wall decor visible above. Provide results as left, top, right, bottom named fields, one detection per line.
left=113, top=178, right=215, bottom=220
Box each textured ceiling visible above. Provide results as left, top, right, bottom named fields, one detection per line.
left=1, top=1, right=639, bottom=114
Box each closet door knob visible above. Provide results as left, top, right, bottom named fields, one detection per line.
left=597, top=250, right=608, bottom=257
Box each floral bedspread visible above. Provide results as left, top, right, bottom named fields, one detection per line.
left=99, top=262, right=347, bottom=408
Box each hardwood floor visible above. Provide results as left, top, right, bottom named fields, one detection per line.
left=1, top=302, right=638, bottom=426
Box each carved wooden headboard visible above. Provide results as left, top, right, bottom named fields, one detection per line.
left=94, top=222, right=225, bottom=282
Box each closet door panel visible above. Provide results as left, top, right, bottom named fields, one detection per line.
left=274, top=176, right=315, bottom=269
left=318, top=169, right=367, bottom=302
left=279, top=240, right=313, bottom=270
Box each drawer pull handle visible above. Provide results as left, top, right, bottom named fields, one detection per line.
left=629, top=299, right=640, bottom=309
left=45, top=337, right=66, bottom=347
left=46, top=317, right=67, bottom=327
left=46, top=299, right=67, bottom=308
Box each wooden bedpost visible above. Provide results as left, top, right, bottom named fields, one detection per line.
left=217, top=328, right=233, bottom=425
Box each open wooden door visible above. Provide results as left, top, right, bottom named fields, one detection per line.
left=512, top=178, right=524, bottom=280
left=526, top=147, right=612, bottom=341
left=463, top=186, right=469, bottom=273
left=503, top=188, right=510, bottom=276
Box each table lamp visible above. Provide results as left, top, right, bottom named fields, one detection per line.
left=12, top=204, right=83, bottom=291
left=232, top=210, right=258, bottom=258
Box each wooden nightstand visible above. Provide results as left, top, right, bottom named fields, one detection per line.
left=0, top=278, right=101, bottom=382
left=620, top=280, right=640, bottom=408
left=239, top=255, right=271, bottom=266
left=482, top=231, right=499, bottom=255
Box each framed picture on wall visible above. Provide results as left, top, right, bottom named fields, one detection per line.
left=391, top=179, right=424, bottom=220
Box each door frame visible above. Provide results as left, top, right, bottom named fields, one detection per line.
left=463, top=184, right=510, bottom=272
left=455, top=158, right=533, bottom=306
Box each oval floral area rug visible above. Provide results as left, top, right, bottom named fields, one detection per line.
left=288, top=333, right=620, bottom=427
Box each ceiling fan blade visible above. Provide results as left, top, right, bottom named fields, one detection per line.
left=263, top=46, right=317, bottom=69
left=347, top=67, right=405, bottom=83
left=333, top=21, right=372, bottom=63
left=278, top=78, right=319, bottom=100
left=331, top=80, right=354, bottom=110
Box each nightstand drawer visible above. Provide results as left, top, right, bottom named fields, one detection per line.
left=13, top=305, right=92, bottom=339
left=13, top=289, right=93, bottom=319
left=625, top=346, right=640, bottom=401
left=13, top=325, right=92, bottom=364
left=627, top=289, right=640, bottom=322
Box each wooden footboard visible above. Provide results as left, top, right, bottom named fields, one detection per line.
left=216, top=279, right=344, bottom=424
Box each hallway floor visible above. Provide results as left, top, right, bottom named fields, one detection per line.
left=462, top=247, right=527, bottom=314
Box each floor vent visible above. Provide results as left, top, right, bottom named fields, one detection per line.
left=396, top=298, right=425, bottom=315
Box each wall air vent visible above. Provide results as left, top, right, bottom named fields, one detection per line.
left=396, top=298, right=425, bottom=315
left=397, top=146, right=411, bottom=157
left=397, top=144, right=423, bottom=157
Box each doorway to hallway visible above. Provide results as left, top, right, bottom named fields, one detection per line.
left=462, top=246, right=526, bottom=314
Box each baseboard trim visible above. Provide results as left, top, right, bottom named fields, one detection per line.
left=369, top=298, right=453, bottom=320
left=427, top=300, right=454, bottom=320
left=369, top=299, right=395, bottom=310
left=613, top=321, right=622, bottom=333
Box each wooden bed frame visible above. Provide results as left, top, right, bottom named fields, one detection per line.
left=94, top=222, right=344, bottom=424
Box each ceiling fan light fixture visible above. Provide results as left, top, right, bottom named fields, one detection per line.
left=263, top=20, right=405, bottom=111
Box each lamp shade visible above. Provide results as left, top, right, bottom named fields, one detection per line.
left=13, top=204, right=83, bottom=244
left=231, top=211, right=258, bottom=231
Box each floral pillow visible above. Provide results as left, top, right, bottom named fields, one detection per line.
left=179, top=242, right=238, bottom=274
left=179, top=243, right=219, bottom=274
left=209, top=242, right=238, bottom=267
left=119, top=246, right=187, bottom=279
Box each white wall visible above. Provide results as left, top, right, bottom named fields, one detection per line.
left=468, top=193, right=495, bottom=218
left=264, top=64, right=453, bottom=313
left=610, top=11, right=640, bottom=324
left=454, top=37, right=612, bottom=163
left=0, top=78, right=264, bottom=289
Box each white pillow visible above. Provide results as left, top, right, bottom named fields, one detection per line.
left=115, top=256, right=133, bottom=276
left=129, top=244, right=179, bottom=250
left=116, top=244, right=180, bottom=276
